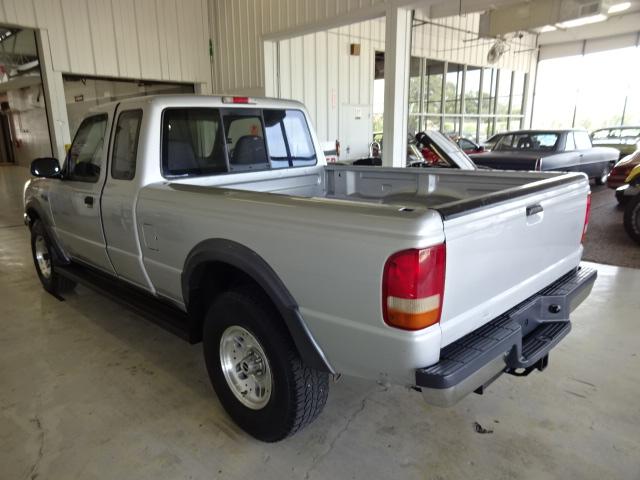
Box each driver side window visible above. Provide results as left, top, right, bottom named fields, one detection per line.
left=67, top=114, right=108, bottom=182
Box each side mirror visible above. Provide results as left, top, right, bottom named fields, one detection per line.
left=31, top=157, right=61, bottom=178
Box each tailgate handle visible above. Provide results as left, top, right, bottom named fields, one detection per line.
left=526, top=204, right=543, bottom=216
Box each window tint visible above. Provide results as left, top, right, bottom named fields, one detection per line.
left=264, top=109, right=316, bottom=168
left=574, top=131, right=592, bottom=150
left=565, top=132, right=576, bottom=151
left=67, top=114, right=108, bottom=182
left=111, top=110, right=142, bottom=180
left=223, top=113, right=269, bottom=171
left=162, top=109, right=227, bottom=176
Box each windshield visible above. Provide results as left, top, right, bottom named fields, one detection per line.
left=495, top=132, right=559, bottom=152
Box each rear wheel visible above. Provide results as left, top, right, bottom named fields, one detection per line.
left=203, top=286, right=329, bottom=442
left=30, top=220, right=76, bottom=294
left=623, top=194, right=640, bottom=245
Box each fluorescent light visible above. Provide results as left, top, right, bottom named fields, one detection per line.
left=556, top=13, right=608, bottom=29
left=608, top=2, right=631, bottom=13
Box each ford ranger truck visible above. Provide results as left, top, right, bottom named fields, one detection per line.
left=24, top=95, right=596, bottom=442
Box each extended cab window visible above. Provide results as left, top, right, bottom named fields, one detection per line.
left=112, top=110, right=142, bottom=180
left=264, top=109, right=316, bottom=168
left=67, top=114, right=108, bottom=182
left=162, top=109, right=227, bottom=176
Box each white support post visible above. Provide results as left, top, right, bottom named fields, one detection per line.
left=382, top=6, right=412, bottom=168
left=36, top=30, right=71, bottom=162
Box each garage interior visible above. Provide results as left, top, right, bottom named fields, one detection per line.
left=1, top=1, right=639, bottom=479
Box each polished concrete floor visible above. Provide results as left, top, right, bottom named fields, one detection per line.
left=1, top=165, right=639, bottom=480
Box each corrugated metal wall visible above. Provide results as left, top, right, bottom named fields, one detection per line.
left=0, top=0, right=211, bottom=87
left=212, top=0, right=389, bottom=95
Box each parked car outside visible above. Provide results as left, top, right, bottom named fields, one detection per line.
left=608, top=150, right=640, bottom=193
left=470, top=129, right=618, bottom=184
left=591, top=126, right=640, bottom=159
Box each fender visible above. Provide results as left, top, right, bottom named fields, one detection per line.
left=182, top=238, right=334, bottom=373
left=24, top=199, right=71, bottom=264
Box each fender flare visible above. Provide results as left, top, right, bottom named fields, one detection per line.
left=182, top=238, right=334, bottom=373
left=24, top=199, right=70, bottom=264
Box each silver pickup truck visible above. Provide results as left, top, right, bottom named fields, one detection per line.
left=24, top=95, right=596, bottom=442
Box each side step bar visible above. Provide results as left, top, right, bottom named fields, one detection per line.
left=56, top=263, right=198, bottom=343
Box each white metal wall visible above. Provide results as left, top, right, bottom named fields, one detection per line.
left=0, top=0, right=212, bottom=87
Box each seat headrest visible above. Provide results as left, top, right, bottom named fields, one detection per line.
left=233, top=135, right=267, bottom=165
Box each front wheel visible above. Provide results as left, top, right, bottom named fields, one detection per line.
left=30, top=220, right=76, bottom=294
left=203, top=287, right=329, bottom=442
left=623, top=194, right=640, bottom=245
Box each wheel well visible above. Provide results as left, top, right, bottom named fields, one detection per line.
left=186, top=261, right=282, bottom=343
left=25, top=207, right=39, bottom=227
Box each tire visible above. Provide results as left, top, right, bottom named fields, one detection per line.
left=30, top=220, right=76, bottom=294
left=203, top=286, right=329, bottom=442
left=623, top=194, right=640, bottom=245
left=595, top=165, right=610, bottom=186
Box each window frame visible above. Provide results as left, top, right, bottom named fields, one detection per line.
left=160, top=107, right=317, bottom=179
left=64, top=113, right=109, bottom=183
left=111, top=109, right=143, bottom=181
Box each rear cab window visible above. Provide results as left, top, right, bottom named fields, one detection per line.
left=161, top=107, right=317, bottom=177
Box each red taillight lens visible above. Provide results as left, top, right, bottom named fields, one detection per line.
left=222, top=96, right=253, bottom=104
left=581, top=193, right=591, bottom=243
left=382, top=244, right=446, bottom=330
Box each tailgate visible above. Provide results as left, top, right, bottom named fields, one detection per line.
left=436, top=173, right=590, bottom=346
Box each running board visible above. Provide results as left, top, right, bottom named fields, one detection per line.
left=56, top=263, right=198, bottom=343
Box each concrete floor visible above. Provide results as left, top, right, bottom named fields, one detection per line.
left=1, top=164, right=639, bottom=480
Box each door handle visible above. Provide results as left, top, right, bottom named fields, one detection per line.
left=526, top=204, right=543, bottom=216
left=84, top=196, right=94, bottom=207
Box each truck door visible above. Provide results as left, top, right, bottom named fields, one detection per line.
left=48, top=113, right=116, bottom=274
left=100, top=108, right=153, bottom=290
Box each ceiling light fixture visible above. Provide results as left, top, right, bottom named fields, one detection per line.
left=556, top=13, right=608, bottom=29
left=608, top=2, right=631, bottom=13
left=535, top=25, right=558, bottom=33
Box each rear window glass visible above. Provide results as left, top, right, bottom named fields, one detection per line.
left=161, top=107, right=316, bottom=177
left=496, top=133, right=558, bottom=152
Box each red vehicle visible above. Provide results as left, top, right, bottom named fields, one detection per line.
left=608, top=150, right=640, bottom=190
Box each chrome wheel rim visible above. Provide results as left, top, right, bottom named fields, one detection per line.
left=219, top=326, right=272, bottom=410
left=34, top=235, right=51, bottom=279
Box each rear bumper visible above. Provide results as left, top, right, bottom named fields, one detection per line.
left=415, top=265, right=597, bottom=407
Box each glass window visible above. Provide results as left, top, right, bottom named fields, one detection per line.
left=565, top=132, right=576, bottom=151
left=424, top=115, right=441, bottom=131
left=111, top=110, right=142, bottom=180
left=464, top=66, right=481, bottom=115
left=496, top=70, right=512, bottom=115
left=263, top=109, right=317, bottom=168
left=67, top=114, right=108, bottom=182
left=162, top=108, right=227, bottom=177
left=425, top=60, right=444, bottom=114
left=409, top=57, right=422, bottom=115
left=511, top=72, right=526, bottom=115
left=496, top=132, right=559, bottom=152
left=445, top=63, right=463, bottom=114
left=462, top=120, right=478, bottom=141
left=443, top=117, right=461, bottom=135
left=574, top=131, right=592, bottom=150
left=458, top=138, right=476, bottom=150
left=481, top=68, right=497, bottom=114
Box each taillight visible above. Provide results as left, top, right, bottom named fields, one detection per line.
left=335, top=140, right=341, bottom=157
left=382, top=245, right=446, bottom=330
left=581, top=193, right=591, bottom=243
